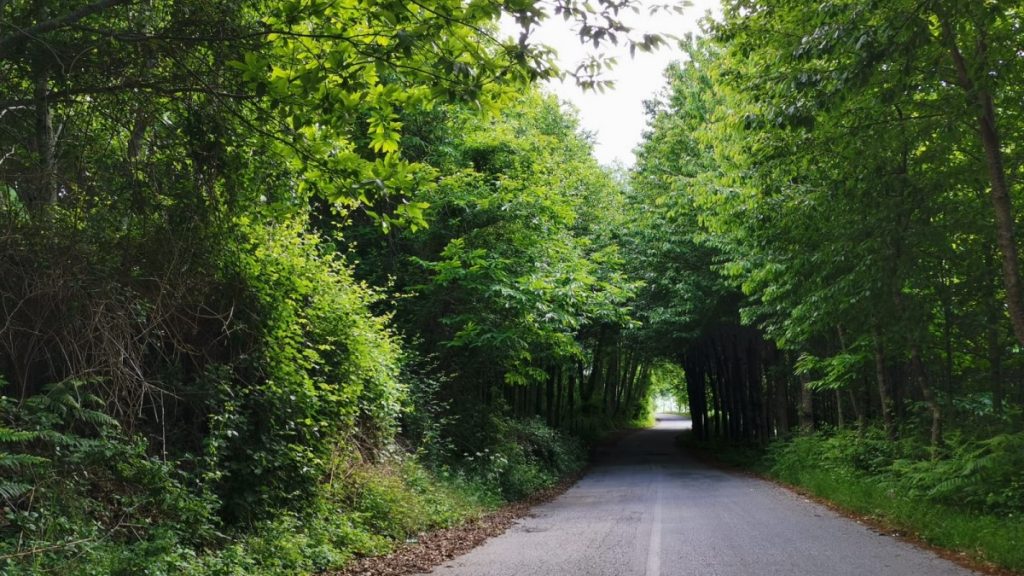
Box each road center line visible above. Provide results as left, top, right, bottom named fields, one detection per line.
left=646, top=470, right=662, bottom=576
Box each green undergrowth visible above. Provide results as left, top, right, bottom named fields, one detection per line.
left=0, top=390, right=586, bottom=576
left=629, top=412, right=657, bottom=430
left=682, top=429, right=1024, bottom=572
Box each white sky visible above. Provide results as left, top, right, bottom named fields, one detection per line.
left=501, top=0, right=722, bottom=166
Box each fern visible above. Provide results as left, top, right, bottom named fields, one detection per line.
left=0, top=479, right=32, bottom=501
left=0, top=452, right=49, bottom=471
left=0, top=427, right=42, bottom=443
left=78, top=407, right=119, bottom=430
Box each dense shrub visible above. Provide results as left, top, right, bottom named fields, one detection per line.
left=0, top=378, right=499, bottom=575
left=455, top=416, right=586, bottom=500
left=205, top=216, right=404, bottom=522
left=891, top=432, right=1024, bottom=515
left=765, top=428, right=1024, bottom=516
left=0, top=380, right=218, bottom=576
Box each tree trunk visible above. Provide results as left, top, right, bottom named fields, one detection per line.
left=545, top=367, right=556, bottom=426
left=847, top=387, right=864, bottom=431
left=31, top=51, right=57, bottom=208
left=557, top=365, right=564, bottom=425
left=873, top=330, right=896, bottom=439
left=834, top=390, right=845, bottom=429
left=568, top=364, right=579, bottom=432
left=685, top=355, right=707, bottom=441
left=605, top=340, right=620, bottom=416
left=774, top=372, right=789, bottom=437
left=798, top=373, right=814, bottom=433
left=582, top=332, right=604, bottom=406
left=990, top=322, right=1004, bottom=414
left=940, top=17, right=1024, bottom=347
left=910, top=346, right=942, bottom=450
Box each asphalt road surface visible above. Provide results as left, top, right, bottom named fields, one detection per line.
left=427, top=414, right=977, bottom=576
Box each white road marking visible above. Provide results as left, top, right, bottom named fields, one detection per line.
left=646, top=472, right=662, bottom=576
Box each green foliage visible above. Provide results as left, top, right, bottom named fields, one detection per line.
left=0, top=375, right=502, bottom=575
left=207, top=215, right=404, bottom=522
left=764, top=428, right=1024, bottom=517
left=647, top=362, right=688, bottom=414
left=0, top=380, right=219, bottom=576
left=455, top=416, right=586, bottom=501
left=767, top=429, right=907, bottom=481
left=343, top=90, right=651, bottom=473
left=890, top=432, right=1024, bottom=515
left=403, top=94, right=638, bottom=384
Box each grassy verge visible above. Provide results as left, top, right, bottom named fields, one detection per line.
left=681, top=431, right=1024, bottom=574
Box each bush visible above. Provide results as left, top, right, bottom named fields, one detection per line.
left=455, top=416, right=586, bottom=501
left=205, top=216, right=404, bottom=523
left=0, top=380, right=219, bottom=576
left=767, top=428, right=909, bottom=481
left=764, top=427, right=1024, bottom=516
left=0, top=381, right=495, bottom=576
left=891, top=431, right=1024, bottom=515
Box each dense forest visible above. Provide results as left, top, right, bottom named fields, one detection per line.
left=2, top=0, right=1023, bottom=574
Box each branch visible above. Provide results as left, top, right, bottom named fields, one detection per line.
left=0, top=0, right=133, bottom=52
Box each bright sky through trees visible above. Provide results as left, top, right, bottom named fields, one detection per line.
left=503, top=0, right=722, bottom=165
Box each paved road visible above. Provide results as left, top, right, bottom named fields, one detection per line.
left=427, top=415, right=977, bottom=576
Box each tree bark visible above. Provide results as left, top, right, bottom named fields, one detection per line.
left=582, top=331, right=604, bottom=406
left=545, top=366, right=556, bottom=426
left=798, top=373, right=814, bottom=433
left=834, top=390, right=845, bottom=429
left=939, top=16, right=1024, bottom=347
left=685, top=355, right=707, bottom=441
left=29, top=7, right=58, bottom=211
left=910, top=346, right=942, bottom=450
left=557, top=364, right=565, bottom=424
left=873, top=330, right=896, bottom=440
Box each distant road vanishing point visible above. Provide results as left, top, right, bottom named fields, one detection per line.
left=426, top=415, right=978, bottom=576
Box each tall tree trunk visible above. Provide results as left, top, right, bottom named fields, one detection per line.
left=634, top=363, right=650, bottom=417
left=986, top=256, right=1006, bottom=414
left=685, top=355, right=708, bottom=441
left=583, top=332, right=604, bottom=406
left=834, top=390, right=845, bottom=429
left=798, top=373, right=814, bottom=433
left=555, top=366, right=563, bottom=424
left=873, top=330, right=896, bottom=440
left=568, top=364, right=579, bottom=432
left=847, top=388, right=864, bottom=431
left=31, top=47, right=57, bottom=209
left=910, top=346, right=942, bottom=450
left=990, top=322, right=1004, bottom=414
left=605, top=340, right=620, bottom=416
left=545, top=366, right=556, bottom=426
left=939, top=17, right=1024, bottom=347
left=774, top=372, right=789, bottom=437
left=835, top=325, right=860, bottom=428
